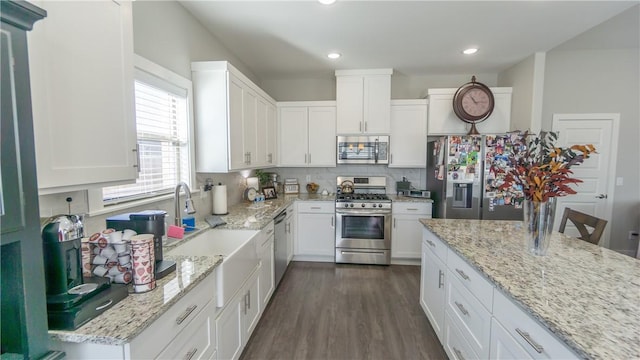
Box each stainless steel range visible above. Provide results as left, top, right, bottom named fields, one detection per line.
left=335, top=176, right=391, bottom=265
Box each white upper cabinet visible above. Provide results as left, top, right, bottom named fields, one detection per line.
left=28, top=0, right=137, bottom=194
left=336, top=69, right=392, bottom=135
left=427, top=87, right=512, bottom=135
left=389, top=99, right=428, bottom=168
left=278, top=102, right=336, bottom=167
left=191, top=61, right=277, bottom=172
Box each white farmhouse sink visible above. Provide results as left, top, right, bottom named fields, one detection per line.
left=168, top=229, right=259, bottom=307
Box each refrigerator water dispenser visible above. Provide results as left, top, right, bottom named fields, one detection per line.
left=452, top=183, right=473, bottom=208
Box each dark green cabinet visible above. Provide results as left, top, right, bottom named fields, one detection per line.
left=0, top=1, right=54, bottom=358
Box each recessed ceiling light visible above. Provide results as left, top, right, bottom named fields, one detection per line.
left=463, top=48, right=478, bottom=55
left=327, top=52, right=341, bottom=59
left=318, top=0, right=336, bottom=4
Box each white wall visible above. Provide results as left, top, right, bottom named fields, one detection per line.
left=497, top=52, right=545, bottom=133
left=541, top=5, right=640, bottom=255
left=132, top=0, right=258, bottom=84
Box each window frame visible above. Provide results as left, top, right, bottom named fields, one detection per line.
left=87, top=54, right=196, bottom=215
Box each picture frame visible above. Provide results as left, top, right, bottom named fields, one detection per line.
left=262, top=186, right=277, bottom=200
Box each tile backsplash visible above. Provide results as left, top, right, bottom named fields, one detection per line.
left=37, top=165, right=425, bottom=235
left=274, top=166, right=427, bottom=194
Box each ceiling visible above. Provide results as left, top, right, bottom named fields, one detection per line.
left=178, top=1, right=638, bottom=80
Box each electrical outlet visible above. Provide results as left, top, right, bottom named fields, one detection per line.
left=306, top=175, right=311, bottom=182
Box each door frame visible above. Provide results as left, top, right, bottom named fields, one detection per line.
left=552, top=113, right=619, bottom=248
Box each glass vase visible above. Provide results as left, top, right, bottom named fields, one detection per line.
left=523, top=198, right=557, bottom=256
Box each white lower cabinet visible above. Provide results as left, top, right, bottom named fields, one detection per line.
left=156, top=301, right=216, bottom=360
left=258, top=226, right=275, bottom=312
left=392, top=202, right=432, bottom=260
left=490, top=318, right=533, bottom=360
left=294, top=201, right=335, bottom=262
left=419, top=236, right=446, bottom=342
left=492, top=289, right=578, bottom=359
left=446, top=270, right=491, bottom=359
left=420, top=228, right=579, bottom=360
left=216, top=267, right=261, bottom=360
left=444, top=312, right=479, bottom=360
left=285, top=206, right=295, bottom=264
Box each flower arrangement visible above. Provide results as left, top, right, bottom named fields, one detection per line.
left=492, top=131, right=596, bottom=203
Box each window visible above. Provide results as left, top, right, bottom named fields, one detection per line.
left=102, top=56, right=193, bottom=204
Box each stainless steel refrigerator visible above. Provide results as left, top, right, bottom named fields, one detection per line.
left=426, top=135, right=524, bottom=220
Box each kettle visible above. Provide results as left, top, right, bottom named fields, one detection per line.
left=340, top=180, right=355, bottom=194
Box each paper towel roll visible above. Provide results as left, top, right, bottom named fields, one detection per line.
left=213, top=184, right=228, bottom=215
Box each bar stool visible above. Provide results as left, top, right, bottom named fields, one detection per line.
left=558, top=208, right=608, bottom=245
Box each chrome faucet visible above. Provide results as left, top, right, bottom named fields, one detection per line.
left=174, top=182, right=196, bottom=226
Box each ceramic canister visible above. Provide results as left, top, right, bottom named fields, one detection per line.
left=130, top=234, right=156, bottom=293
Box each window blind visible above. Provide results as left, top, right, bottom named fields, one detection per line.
left=103, top=77, right=190, bottom=203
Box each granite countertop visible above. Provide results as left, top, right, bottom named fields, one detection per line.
left=49, top=254, right=223, bottom=345
left=50, top=193, right=432, bottom=345
left=420, top=218, right=640, bottom=360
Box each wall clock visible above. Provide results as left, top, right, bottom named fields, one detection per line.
left=452, top=76, right=495, bottom=135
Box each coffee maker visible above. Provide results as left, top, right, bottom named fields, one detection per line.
left=106, top=210, right=175, bottom=279
left=42, top=215, right=128, bottom=330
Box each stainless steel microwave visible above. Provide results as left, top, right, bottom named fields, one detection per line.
left=337, top=135, right=389, bottom=165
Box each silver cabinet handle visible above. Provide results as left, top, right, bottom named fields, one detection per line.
left=595, top=194, right=608, bottom=199
left=244, top=292, right=248, bottom=314
left=331, top=216, right=334, bottom=228
left=453, top=347, right=466, bottom=360
left=393, top=218, right=396, bottom=228
left=308, top=153, right=311, bottom=164
left=456, top=268, right=470, bottom=281
left=311, top=206, right=321, bottom=210
left=438, top=270, right=444, bottom=289
left=406, top=208, right=419, bottom=211
left=247, top=290, right=251, bottom=310
left=268, top=153, right=273, bottom=163
left=515, top=328, right=544, bottom=353
left=266, top=229, right=274, bottom=235
left=426, top=239, right=435, bottom=247
left=184, top=348, right=198, bottom=360
left=390, top=153, right=393, bottom=164
left=455, top=301, right=469, bottom=316
left=176, top=305, right=198, bottom=325
left=304, top=153, right=307, bottom=163
left=364, top=122, right=368, bottom=132
left=359, top=122, right=363, bottom=132
left=132, top=144, right=140, bottom=172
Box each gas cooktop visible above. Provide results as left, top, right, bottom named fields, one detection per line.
left=336, top=194, right=390, bottom=202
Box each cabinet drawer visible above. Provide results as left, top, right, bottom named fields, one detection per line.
left=156, top=303, right=215, bottom=360
left=444, top=312, right=480, bottom=360
left=393, top=202, right=431, bottom=215
left=130, top=274, right=215, bottom=359
left=423, top=228, right=447, bottom=262
left=493, top=289, right=578, bottom=359
left=297, top=201, right=334, bottom=213
left=447, top=248, right=493, bottom=310
left=446, top=272, right=491, bottom=358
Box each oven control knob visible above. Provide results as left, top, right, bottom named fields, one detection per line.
left=349, top=204, right=354, bottom=208
left=361, top=203, right=366, bottom=208
left=378, top=203, right=383, bottom=208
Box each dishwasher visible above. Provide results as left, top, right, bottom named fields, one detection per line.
left=273, top=209, right=287, bottom=287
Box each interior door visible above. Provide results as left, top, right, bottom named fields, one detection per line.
left=552, top=113, right=619, bottom=247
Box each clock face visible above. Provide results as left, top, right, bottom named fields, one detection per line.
left=461, top=88, right=492, bottom=117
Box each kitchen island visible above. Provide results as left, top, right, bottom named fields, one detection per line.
left=420, top=218, right=640, bottom=360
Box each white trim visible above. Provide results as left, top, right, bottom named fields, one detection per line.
left=88, top=55, right=196, bottom=215
left=530, top=52, right=546, bottom=133
left=552, top=113, right=620, bottom=249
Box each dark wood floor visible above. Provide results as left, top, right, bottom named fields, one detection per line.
left=240, top=261, right=448, bottom=360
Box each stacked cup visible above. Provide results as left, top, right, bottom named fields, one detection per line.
left=130, top=234, right=156, bottom=293
left=82, top=229, right=136, bottom=284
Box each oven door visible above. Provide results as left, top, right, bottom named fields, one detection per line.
left=335, top=209, right=391, bottom=250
